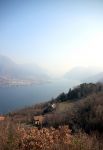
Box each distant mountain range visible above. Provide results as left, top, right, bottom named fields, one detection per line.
left=0, top=55, right=50, bottom=86
left=85, top=72, right=103, bottom=83
left=64, top=66, right=103, bottom=83
left=0, top=55, right=103, bottom=86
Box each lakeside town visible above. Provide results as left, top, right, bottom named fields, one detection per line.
left=0, top=77, right=47, bottom=87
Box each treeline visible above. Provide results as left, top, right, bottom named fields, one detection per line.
left=65, top=92, right=103, bottom=133
left=10, top=82, right=103, bottom=134
left=44, top=83, right=103, bottom=133
left=45, top=93, right=103, bottom=133
left=55, top=82, right=103, bottom=102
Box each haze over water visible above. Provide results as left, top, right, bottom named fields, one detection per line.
left=0, top=1, right=103, bottom=76
left=0, top=1, right=103, bottom=113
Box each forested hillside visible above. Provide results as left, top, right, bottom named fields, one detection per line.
left=10, top=83, right=103, bottom=133
left=55, top=82, right=103, bottom=102
left=1, top=82, right=103, bottom=150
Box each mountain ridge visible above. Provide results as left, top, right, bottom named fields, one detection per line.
left=64, top=66, right=103, bottom=83
left=0, top=55, right=50, bottom=86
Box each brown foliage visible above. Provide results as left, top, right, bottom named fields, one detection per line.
left=70, top=131, right=103, bottom=150
left=0, top=120, right=71, bottom=150
left=17, top=125, right=71, bottom=150
left=0, top=120, right=103, bottom=150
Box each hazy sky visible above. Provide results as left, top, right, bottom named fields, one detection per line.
left=0, top=0, right=103, bottom=76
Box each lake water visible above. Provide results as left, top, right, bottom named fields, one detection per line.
left=0, top=79, right=80, bottom=114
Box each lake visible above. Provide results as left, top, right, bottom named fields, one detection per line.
left=0, top=79, right=80, bottom=114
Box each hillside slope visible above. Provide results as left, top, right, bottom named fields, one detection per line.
left=10, top=83, right=103, bottom=133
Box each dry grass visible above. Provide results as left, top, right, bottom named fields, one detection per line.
left=0, top=119, right=103, bottom=150
left=70, top=131, right=103, bottom=150
left=0, top=120, right=71, bottom=150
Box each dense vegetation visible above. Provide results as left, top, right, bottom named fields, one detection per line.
left=2, top=82, right=103, bottom=149
left=55, top=82, right=103, bottom=102
left=10, top=83, right=103, bottom=132
left=0, top=119, right=103, bottom=150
